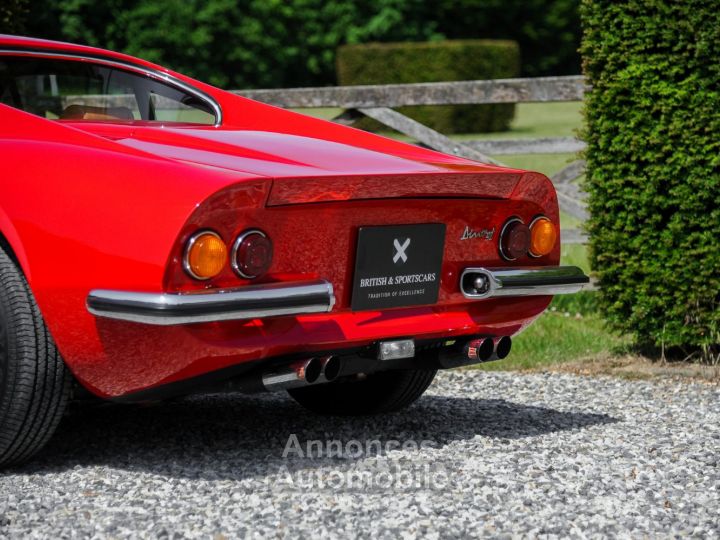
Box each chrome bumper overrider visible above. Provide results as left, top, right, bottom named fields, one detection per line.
left=87, top=280, right=335, bottom=325
left=460, top=266, right=589, bottom=299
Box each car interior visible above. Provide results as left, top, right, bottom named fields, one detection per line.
left=0, top=55, right=216, bottom=124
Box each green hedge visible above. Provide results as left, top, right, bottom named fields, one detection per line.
left=337, top=40, right=520, bottom=133
left=581, top=0, right=720, bottom=355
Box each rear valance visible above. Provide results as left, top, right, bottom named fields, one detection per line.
left=266, top=172, right=522, bottom=206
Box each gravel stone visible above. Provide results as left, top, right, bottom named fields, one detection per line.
left=1, top=371, right=719, bottom=538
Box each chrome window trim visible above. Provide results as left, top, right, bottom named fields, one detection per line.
left=183, top=230, right=226, bottom=281
left=0, top=49, right=223, bottom=126
left=86, top=280, right=336, bottom=325
left=231, top=229, right=270, bottom=279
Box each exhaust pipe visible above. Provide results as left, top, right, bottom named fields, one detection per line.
left=493, top=336, right=512, bottom=360
left=438, top=337, right=493, bottom=369
left=317, top=356, right=342, bottom=383
left=464, top=338, right=495, bottom=362
left=223, top=336, right=513, bottom=394
left=261, top=357, right=322, bottom=391
left=436, top=336, right=512, bottom=368
left=223, top=357, right=337, bottom=394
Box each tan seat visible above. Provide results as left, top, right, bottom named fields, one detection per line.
left=60, top=104, right=135, bottom=121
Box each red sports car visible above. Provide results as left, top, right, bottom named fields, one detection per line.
left=0, top=35, right=588, bottom=466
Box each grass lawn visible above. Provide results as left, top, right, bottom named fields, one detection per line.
left=477, top=307, right=719, bottom=383
left=477, top=311, right=625, bottom=372
left=476, top=289, right=624, bottom=373
left=560, top=243, right=590, bottom=274
left=295, top=102, right=583, bottom=140
left=457, top=101, right=583, bottom=140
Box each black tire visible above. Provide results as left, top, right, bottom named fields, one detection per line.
left=0, top=246, right=71, bottom=467
left=288, top=369, right=437, bottom=416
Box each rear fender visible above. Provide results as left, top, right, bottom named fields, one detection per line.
left=0, top=207, right=31, bottom=280
left=0, top=106, right=263, bottom=374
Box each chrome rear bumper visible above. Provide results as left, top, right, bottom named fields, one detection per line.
left=460, top=266, right=589, bottom=299
left=87, top=280, right=335, bottom=325
left=87, top=266, right=588, bottom=326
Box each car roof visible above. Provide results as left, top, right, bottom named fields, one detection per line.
left=0, top=34, right=169, bottom=74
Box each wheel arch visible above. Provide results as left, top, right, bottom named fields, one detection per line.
left=0, top=208, right=32, bottom=283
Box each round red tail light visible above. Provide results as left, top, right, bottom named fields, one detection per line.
left=232, top=230, right=273, bottom=279
left=499, top=218, right=530, bottom=260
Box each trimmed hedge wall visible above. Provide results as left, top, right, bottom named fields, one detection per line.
left=581, top=1, right=720, bottom=353
left=337, top=40, right=520, bottom=134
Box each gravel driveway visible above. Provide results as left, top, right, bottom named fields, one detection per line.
left=1, top=371, right=718, bottom=538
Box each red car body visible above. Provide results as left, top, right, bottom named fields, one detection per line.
left=0, top=35, right=586, bottom=401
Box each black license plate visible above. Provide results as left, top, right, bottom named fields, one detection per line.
left=351, top=223, right=446, bottom=311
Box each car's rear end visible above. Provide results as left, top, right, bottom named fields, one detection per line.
left=0, top=35, right=589, bottom=469
left=87, top=166, right=587, bottom=401
left=0, top=34, right=587, bottom=403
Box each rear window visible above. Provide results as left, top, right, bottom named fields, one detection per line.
left=0, top=56, right=217, bottom=125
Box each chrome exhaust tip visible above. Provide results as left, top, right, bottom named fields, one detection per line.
left=261, top=357, right=322, bottom=391
left=494, top=336, right=512, bottom=360
left=449, top=336, right=512, bottom=366
left=438, top=336, right=494, bottom=368
left=464, top=337, right=495, bottom=362
left=318, top=356, right=342, bottom=383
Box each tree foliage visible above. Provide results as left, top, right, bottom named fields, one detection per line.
left=1, top=0, right=28, bottom=34
left=24, top=0, right=579, bottom=89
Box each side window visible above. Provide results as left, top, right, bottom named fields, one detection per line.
left=0, top=59, right=140, bottom=120
left=59, top=68, right=141, bottom=120
left=0, top=56, right=217, bottom=125
left=148, top=85, right=216, bottom=124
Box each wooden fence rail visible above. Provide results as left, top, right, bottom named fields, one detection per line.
left=234, top=75, right=589, bottom=244
left=236, top=75, right=586, bottom=108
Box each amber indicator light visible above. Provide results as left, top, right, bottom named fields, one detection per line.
left=184, top=231, right=228, bottom=280
left=529, top=217, right=557, bottom=257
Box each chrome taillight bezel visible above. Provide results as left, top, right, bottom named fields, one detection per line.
left=527, top=215, right=556, bottom=258
left=183, top=229, right=226, bottom=281
left=231, top=229, right=273, bottom=279
left=498, top=217, right=528, bottom=261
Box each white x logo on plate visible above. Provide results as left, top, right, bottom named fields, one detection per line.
left=393, top=238, right=410, bottom=264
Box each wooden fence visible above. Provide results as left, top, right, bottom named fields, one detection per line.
left=235, top=75, right=589, bottom=244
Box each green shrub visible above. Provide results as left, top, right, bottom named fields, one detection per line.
left=337, top=40, right=520, bottom=133
left=580, top=0, right=720, bottom=354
